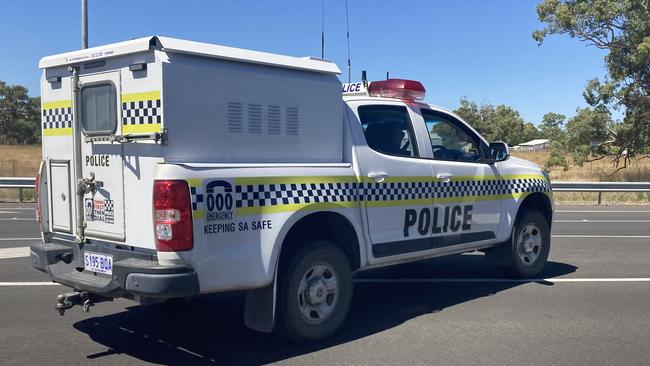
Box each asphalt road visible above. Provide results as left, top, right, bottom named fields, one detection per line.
left=1, top=204, right=649, bottom=365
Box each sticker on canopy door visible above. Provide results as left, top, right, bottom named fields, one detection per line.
left=85, top=198, right=114, bottom=224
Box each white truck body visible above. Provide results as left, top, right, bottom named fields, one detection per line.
left=31, top=36, right=553, bottom=340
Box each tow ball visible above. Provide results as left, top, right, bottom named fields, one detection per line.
left=55, top=291, right=111, bottom=315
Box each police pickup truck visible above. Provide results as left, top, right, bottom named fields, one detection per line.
left=30, top=36, right=552, bottom=341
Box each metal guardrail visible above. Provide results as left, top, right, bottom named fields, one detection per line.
left=0, top=177, right=35, bottom=189
left=551, top=182, right=650, bottom=192
left=0, top=178, right=649, bottom=204
left=551, top=181, right=650, bottom=205
left=0, top=177, right=36, bottom=203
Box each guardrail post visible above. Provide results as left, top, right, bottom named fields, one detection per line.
left=597, top=192, right=602, bottom=206
left=19, top=188, right=23, bottom=203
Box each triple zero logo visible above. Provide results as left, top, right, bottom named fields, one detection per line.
left=205, top=180, right=234, bottom=221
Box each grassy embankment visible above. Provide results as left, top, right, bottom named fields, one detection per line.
left=0, top=145, right=41, bottom=202
left=512, top=151, right=650, bottom=205
left=0, top=145, right=648, bottom=204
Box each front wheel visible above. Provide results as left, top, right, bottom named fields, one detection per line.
left=277, top=241, right=353, bottom=342
left=487, top=210, right=550, bottom=278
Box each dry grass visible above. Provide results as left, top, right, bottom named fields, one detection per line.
left=511, top=151, right=650, bottom=182
left=0, top=145, right=41, bottom=202
left=551, top=191, right=650, bottom=205
left=512, top=151, right=650, bottom=205
left=0, top=145, right=41, bottom=177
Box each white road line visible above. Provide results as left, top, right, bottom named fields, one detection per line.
left=0, top=282, right=60, bottom=286
left=2, top=278, right=649, bottom=286
left=0, top=237, right=40, bottom=241
left=555, top=220, right=650, bottom=223
left=552, top=235, right=650, bottom=238
left=557, top=210, right=650, bottom=213
left=0, top=247, right=31, bottom=259
left=355, top=278, right=650, bottom=284
left=0, top=211, right=18, bottom=214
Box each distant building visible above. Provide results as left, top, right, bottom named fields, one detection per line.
left=512, top=139, right=550, bottom=152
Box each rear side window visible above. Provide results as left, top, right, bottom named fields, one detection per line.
left=358, top=105, right=418, bottom=158
left=81, top=83, right=117, bottom=135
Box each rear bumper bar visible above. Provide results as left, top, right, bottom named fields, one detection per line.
left=30, top=240, right=199, bottom=299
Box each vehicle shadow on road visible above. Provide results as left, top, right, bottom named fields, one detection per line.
left=73, top=255, right=576, bottom=365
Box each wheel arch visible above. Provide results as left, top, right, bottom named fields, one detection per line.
left=516, top=192, right=554, bottom=229
left=277, top=211, right=363, bottom=274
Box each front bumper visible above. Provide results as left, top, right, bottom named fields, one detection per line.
left=30, top=240, right=199, bottom=299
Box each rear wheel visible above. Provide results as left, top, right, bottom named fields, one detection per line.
left=277, top=241, right=353, bottom=342
left=487, top=210, right=550, bottom=278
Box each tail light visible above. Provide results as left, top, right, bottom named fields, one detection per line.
left=153, top=180, right=193, bottom=251
left=35, top=171, right=42, bottom=224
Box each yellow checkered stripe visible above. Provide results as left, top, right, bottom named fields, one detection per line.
left=42, top=100, right=73, bottom=137
left=187, top=178, right=204, bottom=220
left=121, top=91, right=162, bottom=134
left=189, top=174, right=551, bottom=217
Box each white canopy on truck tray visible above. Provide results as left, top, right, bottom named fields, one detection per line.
left=39, top=36, right=341, bottom=75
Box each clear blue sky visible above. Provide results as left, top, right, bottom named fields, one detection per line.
left=2, top=0, right=608, bottom=125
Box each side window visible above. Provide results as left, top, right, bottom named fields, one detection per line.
left=80, top=83, right=117, bottom=135
left=422, top=110, right=480, bottom=163
left=358, top=105, right=418, bottom=158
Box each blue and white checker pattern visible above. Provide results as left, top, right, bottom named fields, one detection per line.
left=362, top=178, right=550, bottom=201
left=188, top=177, right=550, bottom=213
left=42, top=107, right=73, bottom=130
left=190, top=186, right=204, bottom=211
left=235, top=183, right=358, bottom=208
left=508, top=178, right=551, bottom=194
left=122, top=99, right=162, bottom=126
left=361, top=182, right=433, bottom=201
left=235, top=178, right=551, bottom=208
left=432, top=179, right=509, bottom=199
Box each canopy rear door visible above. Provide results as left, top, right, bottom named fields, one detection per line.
left=77, top=71, right=126, bottom=241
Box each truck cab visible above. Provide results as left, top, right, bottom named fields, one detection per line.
left=342, top=79, right=552, bottom=266
left=30, top=36, right=553, bottom=342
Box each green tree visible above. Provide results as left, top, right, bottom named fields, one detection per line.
left=533, top=0, right=650, bottom=167
left=0, top=80, right=41, bottom=144
left=454, top=98, right=495, bottom=137
left=540, top=112, right=566, bottom=141
left=540, top=112, right=570, bottom=170
left=454, top=98, right=541, bottom=146
left=565, top=106, right=615, bottom=165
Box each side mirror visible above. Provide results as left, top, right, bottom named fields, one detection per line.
left=487, top=141, right=510, bottom=163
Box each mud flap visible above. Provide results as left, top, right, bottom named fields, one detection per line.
left=244, top=277, right=277, bottom=333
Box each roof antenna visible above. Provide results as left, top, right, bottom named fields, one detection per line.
left=345, top=0, right=351, bottom=82
left=386, top=71, right=390, bottom=80
left=361, top=70, right=367, bottom=87
left=321, top=0, right=325, bottom=58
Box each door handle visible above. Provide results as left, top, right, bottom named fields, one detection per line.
left=436, top=172, right=453, bottom=183
left=368, top=172, right=388, bottom=183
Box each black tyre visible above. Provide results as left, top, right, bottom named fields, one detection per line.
left=487, top=210, right=550, bottom=278
left=277, top=241, right=353, bottom=342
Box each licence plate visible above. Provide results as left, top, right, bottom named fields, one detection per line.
left=84, top=251, right=113, bottom=275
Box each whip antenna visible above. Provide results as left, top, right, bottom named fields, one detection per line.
left=321, top=0, right=325, bottom=58
left=345, top=0, right=351, bottom=82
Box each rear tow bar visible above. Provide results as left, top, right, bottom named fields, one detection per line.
left=55, top=291, right=112, bottom=315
